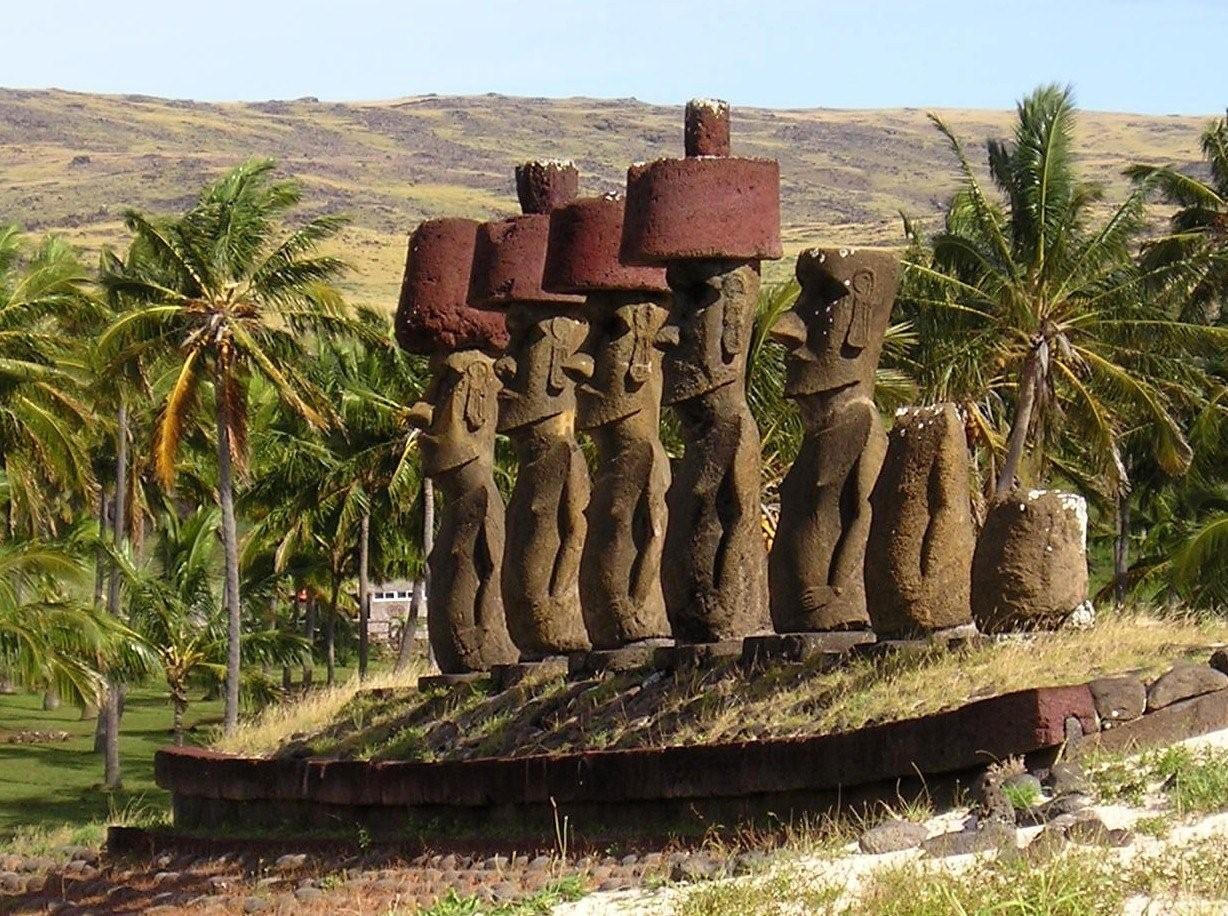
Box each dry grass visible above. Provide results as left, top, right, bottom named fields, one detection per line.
left=213, top=660, right=428, bottom=757
left=228, top=610, right=1227, bottom=763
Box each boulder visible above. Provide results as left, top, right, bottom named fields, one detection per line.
left=1146, top=663, right=1228, bottom=711
left=922, top=821, right=1016, bottom=857
left=859, top=819, right=929, bottom=854
left=972, top=490, right=1089, bottom=632
left=1089, top=676, right=1146, bottom=724
left=1209, top=648, right=1228, bottom=676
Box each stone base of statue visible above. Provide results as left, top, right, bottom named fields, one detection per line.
left=741, top=630, right=877, bottom=669
left=491, top=657, right=570, bottom=691
left=568, top=638, right=675, bottom=678
left=418, top=672, right=489, bottom=693
left=861, top=623, right=982, bottom=658
left=652, top=639, right=745, bottom=671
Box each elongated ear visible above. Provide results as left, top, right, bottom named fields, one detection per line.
left=546, top=317, right=568, bottom=392
left=627, top=304, right=654, bottom=386
left=463, top=360, right=492, bottom=430
left=721, top=274, right=747, bottom=360
left=845, top=269, right=874, bottom=349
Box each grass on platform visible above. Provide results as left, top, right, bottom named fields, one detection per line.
left=235, top=609, right=1228, bottom=763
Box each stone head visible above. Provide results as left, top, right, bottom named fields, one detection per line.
left=408, top=350, right=501, bottom=477
left=494, top=306, right=592, bottom=432
left=772, top=247, right=899, bottom=399
left=578, top=293, right=670, bottom=429
left=659, top=260, right=759, bottom=405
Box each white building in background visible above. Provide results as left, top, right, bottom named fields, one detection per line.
left=368, top=579, right=421, bottom=645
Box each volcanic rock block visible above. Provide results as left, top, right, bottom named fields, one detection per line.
left=972, top=490, right=1090, bottom=632
left=769, top=247, right=898, bottom=632
left=395, top=218, right=508, bottom=354
left=474, top=161, right=592, bottom=659
left=545, top=193, right=673, bottom=649
left=405, top=351, right=519, bottom=673
left=396, top=219, right=517, bottom=673
left=622, top=99, right=778, bottom=645
left=1146, top=664, right=1228, bottom=711
left=866, top=402, right=976, bottom=637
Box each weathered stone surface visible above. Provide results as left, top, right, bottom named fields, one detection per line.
left=684, top=98, right=731, bottom=157
left=1146, top=663, right=1228, bottom=711
left=770, top=248, right=898, bottom=632
left=515, top=160, right=579, bottom=216
left=407, top=351, right=518, bottom=673
left=657, top=260, right=770, bottom=643
left=1081, top=685, right=1228, bottom=756
left=972, top=490, right=1090, bottom=632
left=470, top=216, right=587, bottom=308
left=741, top=631, right=874, bottom=668
left=867, top=403, right=975, bottom=636
left=544, top=195, right=668, bottom=294
left=569, top=639, right=673, bottom=677
left=923, top=821, right=1016, bottom=857
left=1211, top=648, right=1228, bottom=676
left=576, top=291, right=672, bottom=648
left=1088, top=675, right=1146, bottom=724
left=652, top=639, right=744, bottom=670
left=395, top=218, right=508, bottom=355
left=859, top=819, right=929, bottom=854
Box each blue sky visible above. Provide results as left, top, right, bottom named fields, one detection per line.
left=4, top=0, right=1224, bottom=113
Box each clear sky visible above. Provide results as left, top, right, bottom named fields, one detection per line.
left=4, top=0, right=1224, bottom=114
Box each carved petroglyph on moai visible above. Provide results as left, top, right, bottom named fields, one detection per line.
left=395, top=218, right=517, bottom=674
left=544, top=194, right=673, bottom=649
left=768, top=248, right=898, bottom=634
left=972, top=489, right=1091, bottom=633
left=622, top=99, right=780, bottom=644
left=471, top=161, right=592, bottom=659
left=866, top=403, right=976, bottom=638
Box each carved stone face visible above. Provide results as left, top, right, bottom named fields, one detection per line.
left=772, top=248, right=899, bottom=398
left=577, top=293, right=669, bottom=430
left=494, top=304, right=591, bottom=432
left=660, top=260, right=759, bottom=405
left=414, top=350, right=500, bottom=476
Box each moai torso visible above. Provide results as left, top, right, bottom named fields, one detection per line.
left=620, top=99, right=781, bottom=644
left=395, top=217, right=517, bottom=673
left=411, top=351, right=519, bottom=671
left=769, top=248, right=898, bottom=632
left=866, top=403, right=975, bottom=637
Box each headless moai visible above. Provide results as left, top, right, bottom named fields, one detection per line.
left=866, top=403, right=976, bottom=638
left=544, top=193, right=673, bottom=651
left=768, top=248, right=898, bottom=634
left=471, top=161, right=593, bottom=660
left=621, top=99, right=781, bottom=646
left=395, top=217, right=518, bottom=674
left=973, top=489, right=1091, bottom=632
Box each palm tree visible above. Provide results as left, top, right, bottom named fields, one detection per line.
left=98, top=159, right=350, bottom=734
left=1128, top=110, right=1228, bottom=324
left=0, top=226, right=97, bottom=537
left=125, top=507, right=305, bottom=744
left=898, top=84, right=1226, bottom=508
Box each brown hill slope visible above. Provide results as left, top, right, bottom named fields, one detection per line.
left=0, top=88, right=1210, bottom=307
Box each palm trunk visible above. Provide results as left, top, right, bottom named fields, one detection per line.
left=1113, top=488, right=1131, bottom=607
left=282, top=591, right=295, bottom=691
left=397, top=477, right=433, bottom=672
left=302, top=593, right=316, bottom=688
left=93, top=487, right=109, bottom=608
left=325, top=572, right=340, bottom=687
left=102, top=400, right=129, bottom=789
left=171, top=687, right=188, bottom=747
left=215, top=384, right=243, bottom=736
left=993, top=339, right=1047, bottom=502
left=358, top=511, right=371, bottom=681
left=42, top=689, right=60, bottom=711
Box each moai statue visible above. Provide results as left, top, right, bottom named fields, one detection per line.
left=622, top=99, right=780, bottom=659
left=394, top=218, right=519, bottom=682
left=866, top=403, right=977, bottom=641
left=761, top=248, right=898, bottom=655
left=543, top=193, right=674, bottom=672
left=972, top=489, right=1092, bottom=632
left=470, top=161, right=593, bottom=669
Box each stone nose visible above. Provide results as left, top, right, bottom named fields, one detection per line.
left=494, top=355, right=517, bottom=383
left=769, top=310, right=807, bottom=350
left=405, top=401, right=433, bottom=429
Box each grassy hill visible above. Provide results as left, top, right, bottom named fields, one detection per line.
left=0, top=88, right=1212, bottom=308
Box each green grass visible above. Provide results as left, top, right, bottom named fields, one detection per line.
left=0, top=685, right=220, bottom=838
left=1087, top=745, right=1228, bottom=815
left=411, top=875, right=588, bottom=915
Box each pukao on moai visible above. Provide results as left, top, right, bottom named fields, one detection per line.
left=470, top=161, right=593, bottom=663
left=866, top=403, right=977, bottom=640
left=765, top=248, right=898, bottom=650
left=622, top=100, right=779, bottom=653
left=543, top=193, right=674, bottom=668
left=395, top=218, right=519, bottom=679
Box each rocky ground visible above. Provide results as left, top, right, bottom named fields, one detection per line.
left=4, top=727, right=1228, bottom=914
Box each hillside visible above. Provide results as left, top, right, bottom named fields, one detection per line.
left=0, top=88, right=1211, bottom=308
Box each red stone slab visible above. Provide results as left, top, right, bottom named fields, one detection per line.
left=543, top=195, right=669, bottom=294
